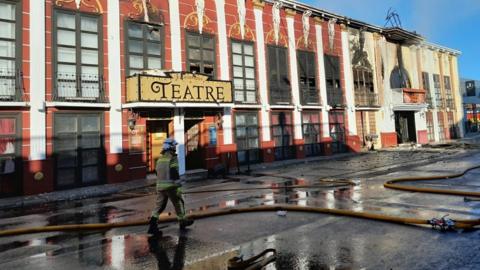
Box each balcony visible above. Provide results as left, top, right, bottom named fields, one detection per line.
left=391, top=88, right=427, bottom=111
left=270, top=90, right=292, bottom=105
left=327, top=91, right=343, bottom=107
left=355, top=91, right=379, bottom=107
left=300, top=89, right=320, bottom=105
left=0, top=68, right=25, bottom=102
left=53, top=72, right=108, bottom=103
left=446, top=99, right=455, bottom=110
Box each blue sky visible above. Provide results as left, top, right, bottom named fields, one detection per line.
left=303, top=0, right=479, bottom=79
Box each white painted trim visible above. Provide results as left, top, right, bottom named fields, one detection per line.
left=315, top=24, right=330, bottom=138
left=174, top=108, right=186, bottom=175
left=0, top=102, right=29, bottom=107
left=122, top=102, right=234, bottom=108
left=269, top=105, right=295, bottom=110
left=215, top=0, right=233, bottom=146
left=108, top=0, right=123, bottom=154
left=29, top=0, right=46, bottom=161
left=355, top=107, right=381, bottom=111
left=222, top=107, right=233, bottom=144
left=215, top=0, right=230, bottom=81
left=254, top=7, right=271, bottom=141
left=301, top=105, right=323, bottom=110
left=286, top=17, right=303, bottom=140
left=45, top=102, right=111, bottom=108
left=233, top=104, right=263, bottom=109
left=392, top=104, right=428, bottom=111
left=169, top=0, right=182, bottom=71
left=341, top=30, right=357, bottom=136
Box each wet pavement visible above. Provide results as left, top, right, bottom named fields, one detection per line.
left=2, top=149, right=480, bottom=269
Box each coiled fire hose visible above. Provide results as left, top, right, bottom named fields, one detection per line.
left=2, top=165, right=480, bottom=237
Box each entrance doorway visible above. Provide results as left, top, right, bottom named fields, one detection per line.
left=147, top=121, right=168, bottom=172
left=185, top=120, right=204, bottom=170
left=329, top=111, right=346, bottom=153
left=395, top=111, right=417, bottom=143
left=271, top=112, right=295, bottom=160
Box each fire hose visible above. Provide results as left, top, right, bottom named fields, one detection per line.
left=1, top=166, right=480, bottom=237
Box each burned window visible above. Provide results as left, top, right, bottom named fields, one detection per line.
left=186, top=32, right=215, bottom=78
left=433, top=74, right=443, bottom=108
left=324, top=55, right=342, bottom=106
left=126, top=21, right=163, bottom=76
left=268, top=46, right=291, bottom=104
left=297, top=51, right=318, bottom=105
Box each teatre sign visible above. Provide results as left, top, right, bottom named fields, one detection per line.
left=126, top=72, right=232, bottom=103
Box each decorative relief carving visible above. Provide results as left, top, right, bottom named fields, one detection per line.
left=266, top=29, right=287, bottom=47
left=296, top=35, right=313, bottom=50
left=228, top=23, right=255, bottom=41
left=184, top=11, right=213, bottom=33
left=55, top=0, right=103, bottom=13
left=328, top=18, right=337, bottom=51
left=196, top=0, right=205, bottom=34
left=302, top=10, right=312, bottom=48
left=237, top=0, right=246, bottom=39
left=272, top=1, right=282, bottom=45
left=127, top=0, right=163, bottom=24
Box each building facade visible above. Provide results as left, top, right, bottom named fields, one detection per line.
left=0, top=0, right=463, bottom=196
left=460, top=78, right=480, bottom=133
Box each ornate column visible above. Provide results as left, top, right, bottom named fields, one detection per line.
left=340, top=24, right=357, bottom=136
left=314, top=17, right=330, bottom=139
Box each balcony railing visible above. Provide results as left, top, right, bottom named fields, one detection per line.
left=446, top=99, right=455, bottom=109
left=354, top=91, right=379, bottom=107
left=300, top=89, right=320, bottom=105
left=327, top=90, right=343, bottom=107
left=269, top=89, right=292, bottom=105
left=0, top=68, right=25, bottom=102
left=53, top=72, right=108, bottom=103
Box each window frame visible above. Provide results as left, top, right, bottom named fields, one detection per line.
left=0, top=0, right=22, bottom=100
left=230, top=39, right=257, bottom=104
left=0, top=112, right=21, bottom=159
left=124, top=20, right=165, bottom=77
left=267, top=45, right=291, bottom=105
left=53, top=112, right=105, bottom=189
left=52, top=8, right=103, bottom=100
left=433, top=74, right=442, bottom=108
left=324, top=54, right=343, bottom=106
left=185, top=31, right=216, bottom=78
left=234, top=111, right=260, bottom=164
left=297, top=50, right=319, bottom=105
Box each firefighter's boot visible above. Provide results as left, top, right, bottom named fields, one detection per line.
left=147, top=217, right=162, bottom=237
left=179, top=218, right=194, bottom=230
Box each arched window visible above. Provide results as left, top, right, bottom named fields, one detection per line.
left=390, top=66, right=411, bottom=89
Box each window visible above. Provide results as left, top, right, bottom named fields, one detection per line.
left=466, top=81, right=476, bottom=97
left=324, top=55, right=342, bottom=106
left=422, top=72, right=432, bottom=108
left=433, top=74, right=442, bottom=108
left=186, top=32, right=215, bottom=77
left=353, top=67, right=376, bottom=107
left=444, top=76, right=453, bottom=109
left=0, top=115, right=19, bottom=173
left=231, top=41, right=256, bottom=103
left=447, top=112, right=457, bottom=139
left=297, top=51, right=318, bottom=105
left=437, top=112, right=445, bottom=141
left=54, top=10, right=102, bottom=100
left=329, top=111, right=346, bottom=153
left=268, top=46, right=290, bottom=104
left=0, top=0, right=20, bottom=100
left=271, top=112, right=294, bottom=160
left=54, top=113, right=104, bottom=188
left=302, top=112, right=321, bottom=156
left=126, top=21, right=163, bottom=76
left=235, top=112, right=260, bottom=164
left=426, top=112, right=434, bottom=142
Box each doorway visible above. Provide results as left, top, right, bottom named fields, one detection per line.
left=395, top=111, right=416, bottom=143
left=147, top=121, right=168, bottom=172
left=185, top=120, right=204, bottom=170
left=329, top=111, right=346, bottom=153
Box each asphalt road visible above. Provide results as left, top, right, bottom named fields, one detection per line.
left=1, top=149, right=480, bottom=269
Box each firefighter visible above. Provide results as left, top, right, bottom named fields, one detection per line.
left=148, top=138, right=193, bottom=237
